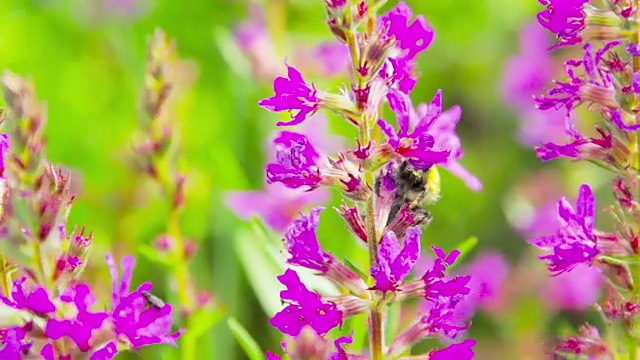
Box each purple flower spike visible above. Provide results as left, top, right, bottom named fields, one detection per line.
left=382, top=1, right=434, bottom=61
left=429, top=339, right=476, bottom=360
left=258, top=64, right=320, bottom=126
left=270, top=269, right=342, bottom=337
left=529, top=184, right=599, bottom=275
left=537, top=0, right=588, bottom=49
left=371, top=227, right=421, bottom=292
left=266, top=131, right=323, bottom=190
left=378, top=90, right=450, bottom=169
left=284, top=207, right=334, bottom=272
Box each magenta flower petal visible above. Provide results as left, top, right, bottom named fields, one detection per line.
left=382, top=1, right=434, bottom=60
left=379, top=90, right=450, bottom=169
left=452, top=252, right=508, bottom=322
left=0, top=133, right=8, bottom=178
left=422, top=247, right=471, bottom=301
left=371, top=227, right=421, bottom=292
left=225, top=184, right=329, bottom=233
left=45, top=284, right=108, bottom=352
left=529, top=184, right=599, bottom=274
left=2, top=277, right=56, bottom=315
left=266, top=131, right=323, bottom=190
left=258, top=65, right=320, bottom=126
left=270, top=269, right=342, bottom=336
left=329, top=335, right=353, bottom=360
left=537, top=0, right=588, bottom=48
left=429, top=339, right=476, bottom=360
left=0, top=325, right=32, bottom=358
left=544, top=263, right=602, bottom=310
left=106, top=254, right=181, bottom=349
left=283, top=207, right=334, bottom=272
left=90, top=342, right=118, bottom=360
left=537, top=42, right=618, bottom=114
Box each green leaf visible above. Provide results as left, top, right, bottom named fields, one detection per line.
left=385, top=302, right=401, bottom=345
left=137, top=244, right=171, bottom=266
left=449, top=236, right=478, bottom=270
left=184, top=306, right=227, bottom=340
left=342, top=256, right=368, bottom=282
left=250, top=217, right=281, bottom=246
left=233, top=227, right=285, bottom=317
left=228, top=317, right=264, bottom=360
left=212, top=28, right=251, bottom=80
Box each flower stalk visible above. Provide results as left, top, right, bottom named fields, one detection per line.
left=257, top=1, right=481, bottom=358
left=0, top=70, right=181, bottom=358
left=365, top=192, right=383, bottom=360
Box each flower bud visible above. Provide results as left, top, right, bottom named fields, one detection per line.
left=583, top=5, right=629, bottom=42
left=337, top=202, right=367, bottom=243
left=323, top=295, right=370, bottom=318
left=285, top=326, right=332, bottom=360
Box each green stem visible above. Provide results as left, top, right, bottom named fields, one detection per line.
left=265, top=0, right=288, bottom=59
left=0, top=255, right=11, bottom=297
left=365, top=194, right=384, bottom=360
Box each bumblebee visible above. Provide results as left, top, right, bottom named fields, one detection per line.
left=142, top=291, right=166, bottom=310
left=385, top=160, right=441, bottom=226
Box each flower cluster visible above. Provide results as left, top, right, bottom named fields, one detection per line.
left=524, top=0, right=640, bottom=356
left=256, top=1, right=481, bottom=358
left=0, top=72, right=181, bottom=358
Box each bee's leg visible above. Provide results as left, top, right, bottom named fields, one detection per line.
left=409, top=191, right=427, bottom=211
left=412, top=208, right=432, bottom=228
left=386, top=200, right=404, bottom=227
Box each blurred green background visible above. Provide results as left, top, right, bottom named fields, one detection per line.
left=0, top=0, right=609, bottom=359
